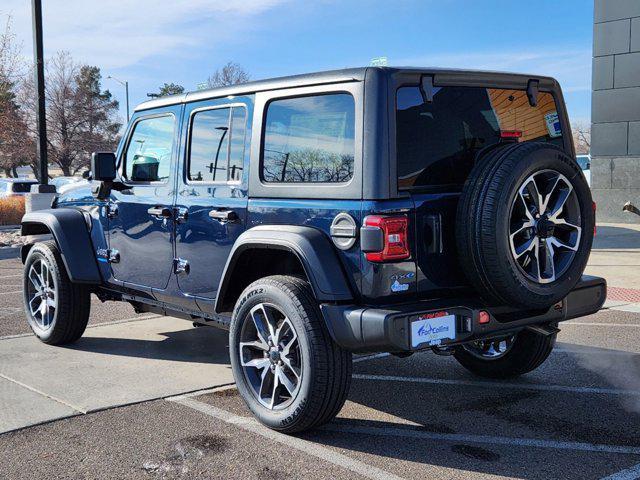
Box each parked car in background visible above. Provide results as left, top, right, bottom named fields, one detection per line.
left=577, top=154, right=591, bottom=186
left=0, top=178, right=38, bottom=198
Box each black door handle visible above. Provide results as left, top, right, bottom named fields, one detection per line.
left=147, top=206, right=172, bottom=218
left=208, top=209, right=239, bottom=223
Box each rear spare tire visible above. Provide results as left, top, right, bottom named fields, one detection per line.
left=456, top=142, right=594, bottom=309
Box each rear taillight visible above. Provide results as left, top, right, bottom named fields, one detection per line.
left=363, top=215, right=410, bottom=262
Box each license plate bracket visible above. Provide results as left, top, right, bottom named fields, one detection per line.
left=411, top=313, right=457, bottom=348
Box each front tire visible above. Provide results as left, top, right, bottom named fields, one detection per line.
left=229, top=275, right=352, bottom=433
left=453, top=328, right=556, bottom=379
left=23, top=241, right=91, bottom=345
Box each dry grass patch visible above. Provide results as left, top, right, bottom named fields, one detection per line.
left=0, top=196, right=25, bottom=226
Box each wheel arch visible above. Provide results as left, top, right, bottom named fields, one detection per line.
left=21, top=208, right=102, bottom=284
left=214, top=225, right=354, bottom=314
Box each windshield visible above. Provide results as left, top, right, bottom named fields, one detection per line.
left=396, top=86, right=565, bottom=190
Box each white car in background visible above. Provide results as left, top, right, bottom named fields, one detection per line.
left=576, top=154, right=591, bottom=187
left=0, top=178, right=38, bottom=198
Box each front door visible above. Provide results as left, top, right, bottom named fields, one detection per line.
left=174, top=98, right=251, bottom=304
left=108, top=107, right=182, bottom=290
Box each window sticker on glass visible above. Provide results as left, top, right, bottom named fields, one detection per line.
left=545, top=112, right=562, bottom=138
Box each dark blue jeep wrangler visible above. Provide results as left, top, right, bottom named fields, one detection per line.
left=21, top=67, right=605, bottom=433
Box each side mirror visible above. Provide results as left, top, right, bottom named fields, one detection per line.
left=91, top=152, right=116, bottom=182
left=82, top=170, right=92, bottom=180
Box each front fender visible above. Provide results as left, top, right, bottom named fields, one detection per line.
left=21, top=208, right=102, bottom=284
left=215, top=225, right=353, bottom=313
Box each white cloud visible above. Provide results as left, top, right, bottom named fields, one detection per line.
left=395, top=49, right=592, bottom=95
left=1, top=0, right=289, bottom=68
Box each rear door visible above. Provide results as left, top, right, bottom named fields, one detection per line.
left=395, top=84, right=568, bottom=297
left=108, top=107, right=181, bottom=290
left=173, top=96, right=252, bottom=309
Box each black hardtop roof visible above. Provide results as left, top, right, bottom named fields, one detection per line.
left=135, top=66, right=559, bottom=112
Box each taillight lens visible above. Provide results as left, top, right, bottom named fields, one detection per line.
left=363, top=215, right=410, bottom=262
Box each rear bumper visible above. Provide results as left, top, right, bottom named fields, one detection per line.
left=320, top=275, right=606, bottom=353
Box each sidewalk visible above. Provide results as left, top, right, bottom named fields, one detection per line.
left=586, top=222, right=640, bottom=311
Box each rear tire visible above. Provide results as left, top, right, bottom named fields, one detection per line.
left=23, top=241, right=91, bottom=345
left=453, top=329, right=556, bottom=379
left=229, top=275, right=352, bottom=433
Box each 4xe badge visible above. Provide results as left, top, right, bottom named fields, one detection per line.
left=390, top=272, right=414, bottom=293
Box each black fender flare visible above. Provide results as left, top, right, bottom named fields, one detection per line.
left=21, top=208, right=102, bottom=284
left=215, top=225, right=353, bottom=313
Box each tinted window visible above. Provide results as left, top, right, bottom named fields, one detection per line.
left=124, top=115, right=175, bottom=182
left=396, top=87, right=563, bottom=190
left=262, top=93, right=355, bottom=183
left=11, top=182, right=35, bottom=193
left=188, top=106, right=246, bottom=182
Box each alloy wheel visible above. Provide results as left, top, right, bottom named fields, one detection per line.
left=509, top=169, right=581, bottom=284
left=239, top=303, right=302, bottom=410
left=26, top=258, right=57, bottom=330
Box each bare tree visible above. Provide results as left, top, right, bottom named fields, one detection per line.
left=207, top=61, right=250, bottom=88
left=19, top=52, right=121, bottom=176
left=156, top=82, right=184, bottom=97
left=0, top=15, right=32, bottom=177
left=572, top=121, right=591, bottom=155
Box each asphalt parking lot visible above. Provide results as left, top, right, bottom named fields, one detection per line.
left=2, top=255, right=640, bottom=479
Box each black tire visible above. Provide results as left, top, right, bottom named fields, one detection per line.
left=453, top=329, right=556, bottom=379
left=229, top=275, right=352, bottom=433
left=23, top=241, right=91, bottom=345
left=456, top=142, right=594, bottom=309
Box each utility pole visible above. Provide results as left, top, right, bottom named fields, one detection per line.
left=107, top=75, right=130, bottom=121
left=31, top=0, right=52, bottom=188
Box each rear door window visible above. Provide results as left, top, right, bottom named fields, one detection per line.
left=396, top=87, right=564, bottom=190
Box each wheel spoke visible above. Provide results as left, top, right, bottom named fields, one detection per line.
left=548, top=235, right=579, bottom=252
left=514, top=236, right=538, bottom=259
left=41, top=262, right=49, bottom=289
left=250, top=305, right=273, bottom=346
left=29, top=296, right=41, bottom=317
left=241, top=357, right=270, bottom=370
left=276, top=365, right=297, bottom=396
left=28, top=265, right=42, bottom=291
left=521, top=177, right=543, bottom=214
left=258, top=365, right=273, bottom=402
left=269, top=368, right=280, bottom=409
left=541, top=239, right=556, bottom=281
left=546, top=177, right=573, bottom=219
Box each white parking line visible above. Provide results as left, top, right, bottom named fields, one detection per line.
left=600, top=463, right=640, bottom=480
left=321, top=423, right=640, bottom=456
left=565, top=322, right=640, bottom=328
left=353, top=374, right=640, bottom=397
left=172, top=396, right=405, bottom=480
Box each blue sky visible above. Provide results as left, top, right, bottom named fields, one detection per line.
left=3, top=0, right=594, bottom=123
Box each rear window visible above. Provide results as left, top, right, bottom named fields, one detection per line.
left=11, top=182, right=35, bottom=193
left=261, top=93, right=355, bottom=183
left=396, top=87, right=564, bottom=190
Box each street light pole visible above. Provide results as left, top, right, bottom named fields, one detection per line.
left=107, top=75, right=130, bottom=121
left=31, top=0, right=49, bottom=185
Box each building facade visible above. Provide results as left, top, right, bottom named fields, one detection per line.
left=592, top=0, right=640, bottom=222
